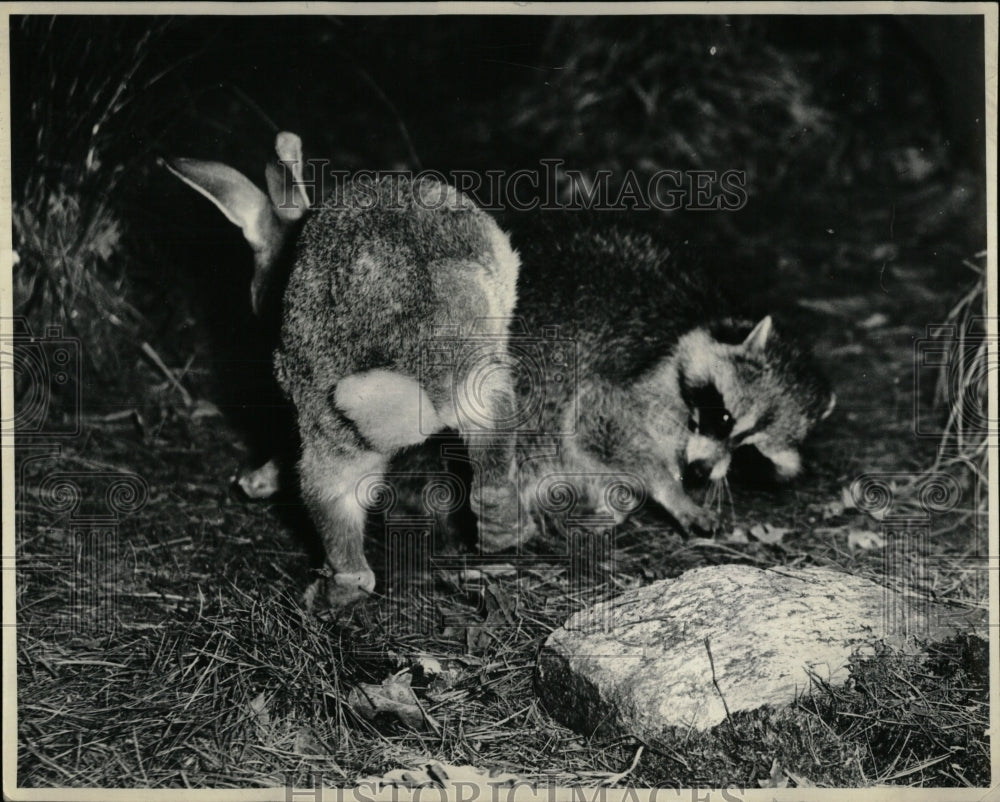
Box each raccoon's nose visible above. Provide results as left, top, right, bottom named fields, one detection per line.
left=708, top=455, right=731, bottom=482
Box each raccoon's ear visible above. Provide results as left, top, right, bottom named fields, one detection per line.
left=758, top=445, right=801, bottom=479
left=742, top=315, right=773, bottom=352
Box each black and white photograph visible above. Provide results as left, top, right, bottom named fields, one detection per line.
left=1, top=3, right=997, bottom=797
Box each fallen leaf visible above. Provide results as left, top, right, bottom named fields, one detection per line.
left=484, top=584, right=517, bottom=622
left=757, top=758, right=789, bottom=788
left=726, top=527, right=749, bottom=544
left=457, top=563, right=518, bottom=581
left=293, top=727, right=324, bottom=757
left=784, top=768, right=816, bottom=788
left=466, top=622, right=496, bottom=653
left=364, top=761, right=521, bottom=789
left=347, top=671, right=434, bottom=730
left=370, top=767, right=435, bottom=788
left=749, top=523, right=791, bottom=544
left=456, top=569, right=484, bottom=582
left=248, top=691, right=270, bottom=729
left=841, top=486, right=856, bottom=510
left=423, top=761, right=521, bottom=787
left=848, top=529, right=885, bottom=551
left=413, top=654, right=443, bottom=678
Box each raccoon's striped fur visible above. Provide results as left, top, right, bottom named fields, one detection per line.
left=506, top=212, right=834, bottom=535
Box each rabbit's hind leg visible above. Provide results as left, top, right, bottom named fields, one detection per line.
left=300, top=368, right=443, bottom=610
left=298, top=442, right=388, bottom=611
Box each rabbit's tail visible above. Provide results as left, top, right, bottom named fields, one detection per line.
left=334, top=369, right=446, bottom=454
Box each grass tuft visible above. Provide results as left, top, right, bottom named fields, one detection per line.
left=9, top=17, right=182, bottom=376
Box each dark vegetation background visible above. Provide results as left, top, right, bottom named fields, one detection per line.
left=10, top=13, right=991, bottom=789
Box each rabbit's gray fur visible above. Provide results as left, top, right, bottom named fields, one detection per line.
left=166, top=136, right=522, bottom=609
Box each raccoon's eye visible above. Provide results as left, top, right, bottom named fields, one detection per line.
left=681, top=380, right=735, bottom=438
left=699, top=407, right=735, bottom=440
left=686, top=405, right=735, bottom=439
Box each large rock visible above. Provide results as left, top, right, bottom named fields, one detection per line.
left=536, top=564, right=979, bottom=740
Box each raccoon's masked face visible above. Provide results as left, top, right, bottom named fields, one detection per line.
left=676, top=316, right=833, bottom=485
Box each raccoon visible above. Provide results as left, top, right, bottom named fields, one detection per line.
left=506, top=212, right=835, bottom=535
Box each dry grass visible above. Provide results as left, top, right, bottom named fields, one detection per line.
left=14, top=428, right=646, bottom=788
left=9, top=18, right=177, bottom=372
left=15, top=402, right=990, bottom=789
left=924, top=254, right=989, bottom=505
left=813, top=636, right=989, bottom=786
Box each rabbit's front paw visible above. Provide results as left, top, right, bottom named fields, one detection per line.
left=235, top=459, right=281, bottom=499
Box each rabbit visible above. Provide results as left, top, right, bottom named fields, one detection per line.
left=164, top=132, right=525, bottom=609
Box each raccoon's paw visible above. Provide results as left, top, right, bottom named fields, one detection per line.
left=303, top=569, right=375, bottom=613
left=472, top=485, right=537, bottom=551
left=673, top=501, right=719, bottom=536
left=476, top=508, right=539, bottom=552
left=477, top=516, right=539, bottom=552
left=235, top=459, right=281, bottom=500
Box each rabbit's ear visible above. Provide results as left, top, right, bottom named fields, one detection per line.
left=162, top=158, right=282, bottom=253
left=265, top=132, right=311, bottom=221
left=163, top=157, right=288, bottom=315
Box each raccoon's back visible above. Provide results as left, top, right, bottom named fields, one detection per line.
left=509, top=211, right=726, bottom=383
